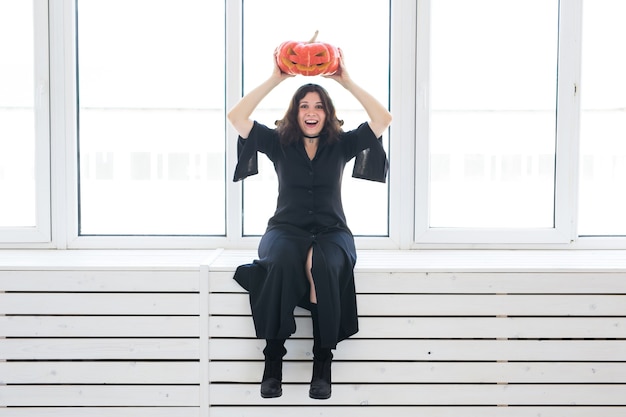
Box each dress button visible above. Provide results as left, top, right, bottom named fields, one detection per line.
left=308, top=189, right=313, bottom=194
left=308, top=210, right=314, bottom=215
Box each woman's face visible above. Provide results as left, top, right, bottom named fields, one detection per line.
left=297, top=91, right=326, bottom=137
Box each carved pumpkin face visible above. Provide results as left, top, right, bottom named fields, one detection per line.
left=276, top=32, right=339, bottom=76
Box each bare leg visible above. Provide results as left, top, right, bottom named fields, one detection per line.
left=305, top=246, right=317, bottom=304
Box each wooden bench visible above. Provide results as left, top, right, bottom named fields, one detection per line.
left=207, top=250, right=626, bottom=417
left=0, top=250, right=213, bottom=416
left=2, top=249, right=626, bottom=416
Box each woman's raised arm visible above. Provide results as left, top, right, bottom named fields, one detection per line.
left=325, top=51, right=392, bottom=138
left=227, top=58, right=293, bottom=139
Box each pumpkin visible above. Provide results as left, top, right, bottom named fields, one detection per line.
left=276, top=30, right=340, bottom=76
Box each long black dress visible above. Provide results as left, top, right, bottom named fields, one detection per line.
left=232, top=120, right=388, bottom=349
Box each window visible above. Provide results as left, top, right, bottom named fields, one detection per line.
left=76, top=0, right=225, bottom=236
left=578, top=0, right=626, bottom=236
left=0, top=0, right=50, bottom=243
left=3, top=1, right=626, bottom=249
left=240, top=0, right=390, bottom=236
left=415, top=0, right=568, bottom=244
left=428, top=0, right=558, bottom=229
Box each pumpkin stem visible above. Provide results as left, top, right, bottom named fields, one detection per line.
left=308, top=30, right=319, bottom=43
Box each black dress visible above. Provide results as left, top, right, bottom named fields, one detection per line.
left=232, top=121, right=388, bottom=349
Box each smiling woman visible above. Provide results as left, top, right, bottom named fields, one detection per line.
left=298, top=92, right=327, bottom=140
left=227, top=37, right=391, bottom=397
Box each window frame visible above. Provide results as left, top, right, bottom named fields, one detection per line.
left=0, top=0, right=51, bottom=246
left=62, top=0, right=406, bottom=250
left=4, top=0, right=626, bottom=250
left=412, top=0, right=581, bottom=247
left=61, top=0, right=231, bottom=249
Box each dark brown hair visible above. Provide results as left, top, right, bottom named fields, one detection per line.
left=276, top=83, right=343, bottom=145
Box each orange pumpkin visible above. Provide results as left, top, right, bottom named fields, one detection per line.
left=276, top=31, right=340, bottom=76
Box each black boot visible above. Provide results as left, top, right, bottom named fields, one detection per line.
left=309, top=307, right=333, bottom=400
left=309, top=353, right=332, bottom=399
left=260, top=339, right=286, bottom=398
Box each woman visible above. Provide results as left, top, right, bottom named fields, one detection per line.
left=228, top=51, right=391, bottom=400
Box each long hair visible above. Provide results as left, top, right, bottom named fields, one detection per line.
left=276, top=83, right=344, bottom=146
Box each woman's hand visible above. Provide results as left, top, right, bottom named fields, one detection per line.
left=323, top=49, right=352, bottom=87
left=272, top=49, right=295, bottom=82
left=227, top=51, right=293, bottom=139
left=324, top=48, right=392, bottom=137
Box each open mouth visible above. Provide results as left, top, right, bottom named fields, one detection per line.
left=304, top=120, right=319, bottom=127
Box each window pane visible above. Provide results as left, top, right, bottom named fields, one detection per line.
left=0, top=1, right=36, bottom=227
left=578, top=0, right=626, bottom=236
left=241, top=0, right=390, bottom=236
left=77, top=0, right=225, bottom=235
left=429, top=0, right=558, bottom=228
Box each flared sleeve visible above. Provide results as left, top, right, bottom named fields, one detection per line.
left=232, top=121, right=277, bottom=182
left=233, top=135, right=258, bottom=182
left=350, top=123, right=389, bottom=183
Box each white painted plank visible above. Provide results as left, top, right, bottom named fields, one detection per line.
left=0, top=316, right=199, bottom=337
left=0, top=385, right=199, bottom=407
left=207, top=406, right=626, bottom=417
left=0, top=408, right=199, bottom=417
left=0, top=249, right=213, bottom=270
left=209, top=361, right=626, bottom=383
left=421, top=272, right=626, bottom=294
left=209, top=293, right=626, bottom=316
left=3, top=249, right=626, bottom=273
left=208, top=271, right=244, bottom=292
left=357, top=271, right=626, bottom=294
left=205, top=250, right=258, bottom=271
left=209, top=270, right=626, bottom=294
left=207, top=249, right=626, bottom=272
left=0, top=270, right=199, bottom=292
left=357, top=316, right=626, bottom=338
left=0, top=361, right=199, bottom=384
left=0, top=338, right=199, bottom=360
left=353, top=250, right=626, bottom=272
left=356, top=293, right=626, bottom=316
left=0, top=293, right=199, bottom=315
left=210, top=339, right=626, bottom=361
left=209, top=383, right=626, bottom=406
left=209, top=316, right=626, bottom=339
